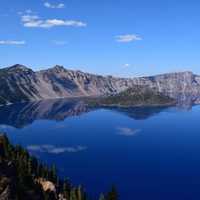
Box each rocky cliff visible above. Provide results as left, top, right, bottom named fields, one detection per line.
left=132, top=71, right=200, bottom=104
left=0, top=64, right=200, bottom=105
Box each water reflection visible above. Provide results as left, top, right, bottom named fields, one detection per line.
left=0, top=98, right=193, bottom=128
left=0, top=98, right=200, bottom=200
left=107, top=106, right=171, bottom=120
left=0, top=99, right=90, bottom=128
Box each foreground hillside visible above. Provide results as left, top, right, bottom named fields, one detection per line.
left=0, top=134, right=118, bottom=200
left=0, top=64, right=200, bottom=105
left=88, top=85, right=175, bottom=107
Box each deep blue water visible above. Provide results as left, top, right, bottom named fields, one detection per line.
left=0, top=99, right=200, bottom=200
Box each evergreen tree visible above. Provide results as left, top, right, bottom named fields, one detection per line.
left=99, top=193, right=106, bottom=200
left=63, top=178, right=69, bottom=199
left=28, top=157, right=32, bottom=175
left=77, top=185, right=83, bottom=200
left=106, top=186, right=118, bottom=200
left=0, top=135, right=120, bottom=200
left=51, top=164, right=57, bottom=182
left=70, top=188, right=77, bottom=200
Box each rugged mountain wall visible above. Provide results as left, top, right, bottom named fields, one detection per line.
left=0, top=64, right=200, bottom=105
left=132, top=71, right=200, bottom=102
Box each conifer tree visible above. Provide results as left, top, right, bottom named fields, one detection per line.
left=70, top=188, right=77, bottom=200
left=77, top=185, right=83, bottom=200
left=63, top=179, right=68, bottom=198
left=28, top=157, right=33, bottom=175
left=106, top=186, right=118, bottom=200
left=52, top=164, right=57, bottom=182
left=99, top=193, right=106, bottom=200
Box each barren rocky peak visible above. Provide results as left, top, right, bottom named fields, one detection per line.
left=5, top=64, right=33, bottom=73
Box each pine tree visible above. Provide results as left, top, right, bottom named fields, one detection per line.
left=0, top=135, right=121, bottom=200
left=77, top=185, right=83, bottom=200
left=106, top=186, right=118, bottom=200
left=99, top=193, right=106, bottom=200
left=63, top=178, right=69, bottom=199
left=70, top=188, right=77, bottom=200
left=51, top=164, right=57, bottom=182
left=28, top=157, right=32, bottom=175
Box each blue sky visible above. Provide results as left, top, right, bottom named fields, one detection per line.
left=0, top=0, right=200, bottom=77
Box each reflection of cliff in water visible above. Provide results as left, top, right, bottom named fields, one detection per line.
left=0, top=99, right=90, bottom=128
left=0, top=94, right=197, bottom=129
left=175, top=94, right=200, bottom=110
left=104, top=93, right=200, bottom=117
left=105, top=106, right=171, bottom=120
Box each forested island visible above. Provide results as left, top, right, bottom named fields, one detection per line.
left=0, top=134, right=118, bottom=200
left=88, top=85, right=175, bottom=107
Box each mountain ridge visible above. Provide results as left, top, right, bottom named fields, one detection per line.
left=0, top=64, right=200, bottom=105
left=4, top=64, right=194, bottom=79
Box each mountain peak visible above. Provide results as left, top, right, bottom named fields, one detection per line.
left=7, top=64, right=32, bottom=72
left=45, top=65, right=67, bottom=73
left=53, top=65, right=65, bottom=70
left=173, top=71, right=193, bottom=75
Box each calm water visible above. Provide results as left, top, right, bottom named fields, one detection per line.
left=0, top=99, right=200, bottom=200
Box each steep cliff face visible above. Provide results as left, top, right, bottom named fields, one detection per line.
left=0, top=64, right=200, bottom=105
left=0, top=64, right=135, bottom=104
left=132, top=71, right=200, bottom=101
left=0, top=64, right=41, bottom=104
left=37, top=65, right=134, bottom=98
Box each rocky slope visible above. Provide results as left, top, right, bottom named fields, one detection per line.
left=0, top=64, right=200, bottom=105
left=132, top=71, right=200, bottom=104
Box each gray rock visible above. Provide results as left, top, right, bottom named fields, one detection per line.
left=0, top=64, right=200, bottom=105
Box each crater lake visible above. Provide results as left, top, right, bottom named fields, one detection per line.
left=0, top=98, right=200, bottom=200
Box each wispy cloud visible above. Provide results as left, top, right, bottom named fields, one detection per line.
left=116, top=127, right=141, bottom=136
left=0, top=40, right=26, bottom=45
left=25, top=9, right=34, bottom=14
left=44, top=2, right=65, bottom=9
left=52, top=40, right=67, bottom=46
left=18, top=9, right=35, bottom=15
left=27, top=144, right=87, bottom=154
left=123, top=63, right=131, bottom=68
left=116, top=34, right=142, bottom=43
left=21, top=14, right=87, bottom=28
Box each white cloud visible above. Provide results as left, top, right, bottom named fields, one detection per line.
left=0, top=40, right=26, bottom=45
left=52, top=40, right=67, bottom=45
left=44, top=2, right=65, bottom=9
left=17, top=11, right=23, bottom=15
left=21, top=14, right=87, bottom=28
left=25, top=9, right=34, bottom=14
left=22, top=15, right=40, bottom=22
left=123, top=63, right=131, bottom=68
left=18, top=9, right=35, bottom=16
left=116, top=127, right=141, bottom=136
left=116, top=34, right=142, bottom=43
left=27, top=144, right=87, bottom=154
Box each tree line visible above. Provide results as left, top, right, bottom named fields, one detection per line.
left=0, top=134, right=118, bottom=200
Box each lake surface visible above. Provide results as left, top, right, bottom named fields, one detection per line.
left=0, top=99, right=200, bottom=200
